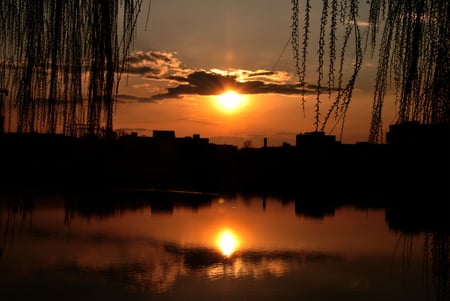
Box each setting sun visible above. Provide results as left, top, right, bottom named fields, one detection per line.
left=216, top=229, right=240, bottom=257
left=215, top=90, right=247, bottom=113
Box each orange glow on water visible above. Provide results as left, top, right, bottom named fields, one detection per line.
left=216, top=229, right=240, bottom=257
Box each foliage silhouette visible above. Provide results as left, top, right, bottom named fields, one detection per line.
left=0, top=1, right=448, bottom=144
left=291, top=0, right=449, bottom=143
left=0, top=0, right=145, bottom=136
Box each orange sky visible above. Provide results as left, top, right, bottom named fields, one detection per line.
left=114, top=0, right=397, bottom=147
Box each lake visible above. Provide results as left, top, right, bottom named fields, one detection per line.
left=0, top=190, right=447, bottom=301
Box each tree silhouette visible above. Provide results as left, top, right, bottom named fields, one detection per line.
left=0, top=0, right=145, bottom=137
left=1, top=1, right=448, bottom=143
left=291, top=0, right=449, bottom=143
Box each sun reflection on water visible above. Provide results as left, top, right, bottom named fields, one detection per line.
left=216, top=229, right=240, bottom=257
left=206, top=258, right=291, bottom=280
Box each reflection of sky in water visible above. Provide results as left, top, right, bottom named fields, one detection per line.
left=0, top=193, right=443, bottom=301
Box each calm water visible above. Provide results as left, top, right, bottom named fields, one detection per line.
left=0, top=191, right=447, bottom=301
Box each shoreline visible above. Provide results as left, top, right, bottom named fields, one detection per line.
left=0, top=130, right=447, bottom=203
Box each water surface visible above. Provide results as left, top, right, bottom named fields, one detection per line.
left=0, top=191, right=446, bottom=301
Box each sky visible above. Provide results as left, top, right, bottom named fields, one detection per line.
left=114, top=0, right=397, bottom=147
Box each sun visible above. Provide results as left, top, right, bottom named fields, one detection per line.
left=216, top=229, right=240, bottom=257
left=215, top=90, right=247, bottom=114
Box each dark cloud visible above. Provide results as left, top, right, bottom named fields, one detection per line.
left=126, top=65, right=159, bottom=75
left=116, top=94, right=138, bottom=100
left=150, top=70, right=321, bottom=101
left=125, top=50, right=183, bottom=77
left=245, top=71, right=276, bottom=77
left=116, top=94, right=159, bottom=104
left=122, top=50, right=335, bottom=102
left=146, top=93, right=183, bottom=102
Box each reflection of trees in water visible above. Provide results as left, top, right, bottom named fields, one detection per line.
left=392, top=231, right=448, bottom=301
left=0, top=195, right=34, bottom=258
left=392, top=233, right=414, bottom=283
left=62, top=190, right=215, bottom=221
left=386, top=202, right=449, bottom=301
left=424, top=232, right=449, bottom=301
left=1, top=192, right=448, bottom=300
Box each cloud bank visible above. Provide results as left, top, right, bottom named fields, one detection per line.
left=121, top=50, right=330, bottom=103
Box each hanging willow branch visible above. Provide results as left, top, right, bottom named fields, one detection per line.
left=291, top=0, right=449, bottom=143
left=291, top=0, right=363, bottom=137
left=291, top=0, right=311, bottom=118
left=314, top=0, right=329, bottom=131
left=0, top=0, right=144, bottom=137
left=291, top=0, right=301, bottom=92
left=368, top=0, right=450, bottom=143
left=328, top=0, right=338, bottom=100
